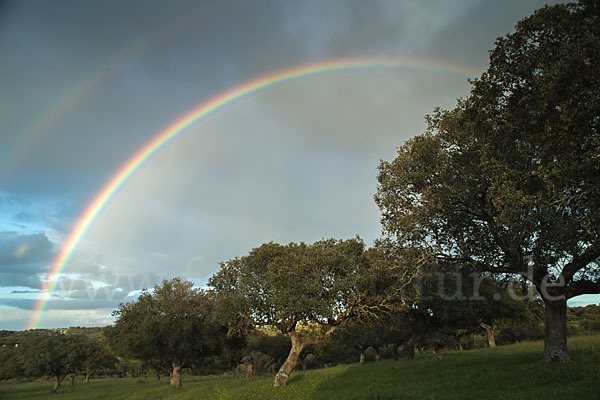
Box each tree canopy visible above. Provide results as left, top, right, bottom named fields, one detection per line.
left=106, top=278, right=229, bottom=387
left=209, top=237, right=399, bottom=386
left=19, top=333, right=88, bottom=392
left=375, top=0, right=599, bottom=362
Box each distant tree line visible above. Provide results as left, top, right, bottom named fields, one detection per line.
left=1, top=290, right=599, bottom=391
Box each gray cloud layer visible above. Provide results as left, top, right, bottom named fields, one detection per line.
left=0, top=0, right=570, bottom=328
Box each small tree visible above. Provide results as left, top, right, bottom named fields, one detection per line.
left=106, top=278, right=228, bottom=387
left=209, top=238, right=398, bottom=387
left=331, top=318, right=397, bottom=363
left=20, top=334, right=87, bottom=392
left=81, top=336, right=117, bottom=383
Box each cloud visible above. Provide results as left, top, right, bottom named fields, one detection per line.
left=0, top=297, right=127, bottom=311
left=67, top=288, right=129, bottom=301
left=52, top=278, right=92, bottom=292
left=415, top=0, right=564, bottom=68
left=0, top=232, right=54, bottom=288
left=568, top=294, right=600, bottom=307
left=0, top=233, right=53, bottom=265
left=0, top=306, right=116, bottom=330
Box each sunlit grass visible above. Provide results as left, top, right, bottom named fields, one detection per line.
left=1, top=335, right=599, bottom=399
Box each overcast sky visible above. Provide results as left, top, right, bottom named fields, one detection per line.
left=4, top=0, right=594, bottom=331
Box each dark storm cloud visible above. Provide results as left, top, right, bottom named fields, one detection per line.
left=0, top=0, right=307, bottom=199
left=0, top=232, right=53, bottom=288
left=284, top=0, right=483, bottom=57
left=415, top=0, right=564, bottom=67
left=0, top=274, right=42, bottom=290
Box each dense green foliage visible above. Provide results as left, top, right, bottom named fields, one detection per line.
left=1, top=335, right=599, bottom=399
left=209, top=238, right=400, bottom=386
left=375, top=0, right=599, bottom=362
left=105, top=278, right=234, bottom=387
left=210, top=238, right=395, bottom=334
left=0, top=331, right=115, bottom=392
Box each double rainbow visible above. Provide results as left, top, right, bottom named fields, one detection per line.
left=27, top=56, right=479, bottom=329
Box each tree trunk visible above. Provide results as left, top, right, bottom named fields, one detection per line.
left=69, top=374, right=75, bottom=388
left=85, top=372, right=92, bottom=383
left=298, top=357, right=307, bottom=370
left=543, top=298, right=571, bottom=362
left=401, top=341, right=415, bottom=359
left=401, top=335, right=420, bottom=359
left=359, top=346, right=366, bottom=364
left=52, top=375, right=65, bottom=393
left=455, top=333, right=463, bottom=351
left=480, top=322, right=497, bottom=348
left=170, top=360, right=182, bottom=387
left=273, top=331, right=315, bottom=387
left=374, top=348, right=381, bottom=361
left=391, top=343, right=399, bottom=360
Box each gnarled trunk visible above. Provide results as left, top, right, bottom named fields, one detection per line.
left=170, top=360, right=182, bottom=387
left=52, top=375, right=66, bottom=393
left=273, top=331, right=316, bottom=387
left=480, top=322, right=497, bottom=348
left=543, top=297, right=571, bottom=362
left=85, top=372, right=92, bottom=383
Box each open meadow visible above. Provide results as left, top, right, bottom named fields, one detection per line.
left=1, top=335, right=598, bottom=400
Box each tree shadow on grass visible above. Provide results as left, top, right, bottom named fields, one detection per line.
left=306, top=361, right=400, bottom=400
left=287, top=374, right=305, bottom=386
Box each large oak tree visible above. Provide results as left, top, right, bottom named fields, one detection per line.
left=375, top=0, right=599, bottom=362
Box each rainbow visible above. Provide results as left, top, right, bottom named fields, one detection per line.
left=0, top=35, right=145, bottom=179
left=0, top=4, right=217, bottom=178
left=27, top=56, right=479, bottom=329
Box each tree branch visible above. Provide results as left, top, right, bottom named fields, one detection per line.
left=561, top=243, right=600, bottom=283
left=566, top=278, right=600, bottom=299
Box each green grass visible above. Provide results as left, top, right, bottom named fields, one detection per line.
left=2, top=335, right=599, bottom=399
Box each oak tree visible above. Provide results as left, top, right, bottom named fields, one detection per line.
left=106, top=278, right=228, bottom=387
left=209, top=238, right=398, bottom=386
left=376, top=0, right=599, bottom=362
left=20, top=334, right=87, bottom=392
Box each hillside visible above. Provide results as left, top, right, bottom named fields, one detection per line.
left=1, top=335, right=599, bottom=400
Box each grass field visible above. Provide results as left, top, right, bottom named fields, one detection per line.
left=1, top=335, right=599, bottom=400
